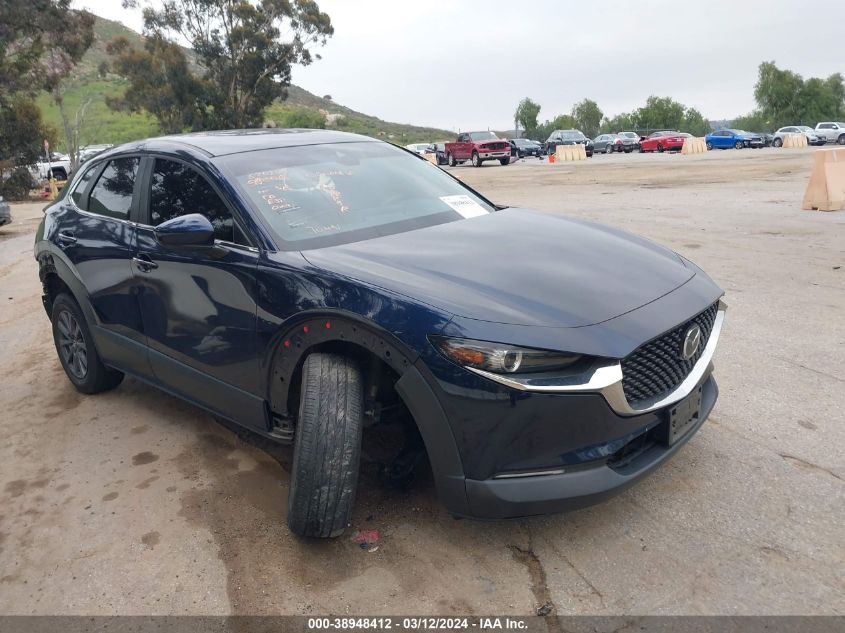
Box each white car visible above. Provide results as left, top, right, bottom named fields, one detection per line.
left=404, top=143, right=431, bottom=155
left=814, top=122, right=845, bottom=145
left=78, top=144, right=114, bottom=163
left=29, top=152, right=71, bottom=181
left=772, top=126, right=825, bottom=147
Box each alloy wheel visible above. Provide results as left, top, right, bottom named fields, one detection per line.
left=57, top=309, right=88, bottom=379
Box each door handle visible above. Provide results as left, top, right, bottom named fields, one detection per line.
left=132, top=255, right=159, bottom=272
left=57, top=231, right=76, bottom=246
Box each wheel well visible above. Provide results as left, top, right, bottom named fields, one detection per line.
left=283, top=340, right=404, bottom=420
left=42, top=272, right=72, bottom=314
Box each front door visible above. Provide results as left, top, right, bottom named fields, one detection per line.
left=133, top=156, right=265, bottom=430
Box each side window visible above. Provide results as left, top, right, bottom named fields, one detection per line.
left=69, top=164, right=98, bottom=209
left=819, top=123, right=832, bottom=129
left=150, top=158, right=247, bottom=245
left=88, top=157, right=139, bottom=219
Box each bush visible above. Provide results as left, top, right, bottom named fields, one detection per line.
left=0, top=168, right=36, bottom=201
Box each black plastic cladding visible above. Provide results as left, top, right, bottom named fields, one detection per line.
left=621, top=301, right=719, bottom=407
left=268, top=315, right=414, bottom=421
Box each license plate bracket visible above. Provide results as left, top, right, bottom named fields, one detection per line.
left=657, top=385, right=703, bottom=446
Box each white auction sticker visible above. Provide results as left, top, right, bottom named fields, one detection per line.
left=439, top=195, right=489, bottom=219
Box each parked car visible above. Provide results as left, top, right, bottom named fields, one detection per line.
left=78, top=144, right=114, bottom=164
left=755, top=132, right=775, bottom=147
left=35, top=129, right=725, bottom=538
left=814, top=122, right=845, bottom=145
left=445, top=131, right=511, bottom=167
left=30, top=152, right=71, bottom=181
left=545, top=130, right=594, bottom=157
left=424, top=143, right=447, bottom=165
left=0, top=196, right=11, bottom=228
left=509, top=138, right=543, bottom=158
left=404, top=143, right=431, bottom=156
left=639, top=131, right=686, bottom=153
left=705, top=129, right=763, bottom=150
left=616, top=131, right=641, bottom=152
left=593, top=134, right=621, bottom=154
left=772, top=126, right=825, bottom=147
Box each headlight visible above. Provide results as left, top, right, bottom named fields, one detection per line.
left=430, top=336, right=581, bottom=374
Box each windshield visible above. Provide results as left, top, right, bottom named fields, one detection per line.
left=219, top=142, right=495, bottom=250
left=469, top=131, right=499, bottom=141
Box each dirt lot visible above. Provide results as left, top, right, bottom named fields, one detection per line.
left=0, top=147, right=842, bottom=616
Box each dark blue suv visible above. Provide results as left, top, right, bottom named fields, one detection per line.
left=36, top=129, right=725, bottom=538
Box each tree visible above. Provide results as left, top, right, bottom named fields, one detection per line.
left=752, top=61, right=845, bottom=128
left=0, top=95, right=56, bottom=182
left=116, top=0, right=334, bottom=130
left=600, top=112, right=636, bottom=134
left=0, top=1, right=73, bottom=176
left=514, top=98, right=541, bottom=138
left=632, top=96, right=686, bottom=131
left=107, top=35, right=207, bottom=133
left=40, top=7, right=95, bottom=170
left=571, top=99, right=603, bottom=138
left=732, top=111, right=773, bottom=132
left=682, top=107, right=710, bottom=136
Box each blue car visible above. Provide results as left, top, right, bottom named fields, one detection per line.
left=705, top=129, right=764, bottom=150
left=35, top=130, right=726, bottom=538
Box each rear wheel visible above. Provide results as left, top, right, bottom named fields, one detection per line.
left=773, top=137, right=783, bottom=147
left=471, top=151, right=481, bottom=167
left=51, top=293, right=123, bottom=394
left=287, top=353, right=364, bottom=538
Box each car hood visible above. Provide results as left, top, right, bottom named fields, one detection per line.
left=301, top=209, right=695, bottom=328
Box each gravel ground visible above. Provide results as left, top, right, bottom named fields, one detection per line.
left=0, top=146, right=842, bottom=616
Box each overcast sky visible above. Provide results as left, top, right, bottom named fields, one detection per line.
left=78, top=0, right=843, bottom=131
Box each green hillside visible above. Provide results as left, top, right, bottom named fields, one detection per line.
left=37, top=16, right=452, bottom=151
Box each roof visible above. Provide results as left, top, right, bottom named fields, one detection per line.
left=110, top=129, right=377, bottom=158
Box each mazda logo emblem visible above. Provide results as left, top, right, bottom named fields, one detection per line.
left=681, top=324, right=702, bottom=360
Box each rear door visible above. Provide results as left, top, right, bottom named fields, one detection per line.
left=133, top=155, right=265, bottom=430
left=52, top=156, right=151, bottom=378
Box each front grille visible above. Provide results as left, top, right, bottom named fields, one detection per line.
left=482, top=142, right=508, bottom=150
left=621, top=302, right=719, bottom=408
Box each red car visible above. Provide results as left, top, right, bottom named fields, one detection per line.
left=639, top=131, right=687, bottom=153
left=445, top=131, right=511, bottom=167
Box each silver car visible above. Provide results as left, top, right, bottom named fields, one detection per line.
left=593, top=134, right=622, bottom=154
left=773, top=126, right=825, bottom=147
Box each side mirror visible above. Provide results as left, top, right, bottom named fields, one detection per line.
left=154, top=213, right=215, bottom=247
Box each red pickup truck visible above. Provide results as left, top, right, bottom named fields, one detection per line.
left=445, top=131, right=511, bottom=167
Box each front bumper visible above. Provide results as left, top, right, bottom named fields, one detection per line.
left=478, top=151, right=510, bottom=159
left=464, top=373, right=717, bottom=518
